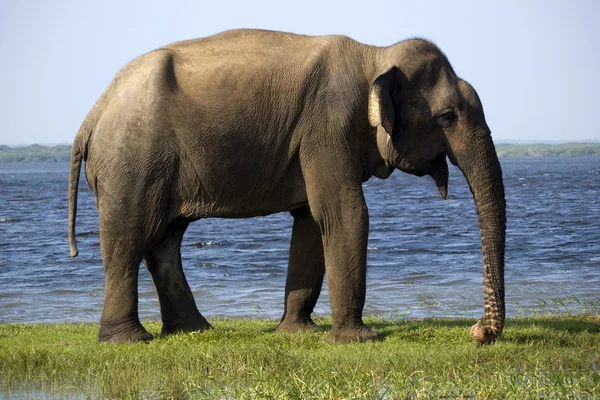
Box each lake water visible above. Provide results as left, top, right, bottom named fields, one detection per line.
left=0, top=157, right=599, bottom=324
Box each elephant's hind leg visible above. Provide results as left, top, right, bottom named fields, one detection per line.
left=98, top=233, right=153, bottom=343
left=144, top=222, right=211, bottom=336
left=276, top=206, right=325, bottom=333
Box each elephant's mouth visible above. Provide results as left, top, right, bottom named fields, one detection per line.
left=399, top=153, right=449, bottom=199
left=400, top=153, right=447, bottom=176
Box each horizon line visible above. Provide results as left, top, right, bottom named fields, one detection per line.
left=2, top=139, right=600, bottom=147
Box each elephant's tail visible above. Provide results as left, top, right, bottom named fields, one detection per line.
left=68, top=131, right=85, bottom=257
left=68, top=105, right=98, bottom=257
left=68, top=86, right=112, bottom=257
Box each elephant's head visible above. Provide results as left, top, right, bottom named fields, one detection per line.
left=368, top=40, right=506, bottom=344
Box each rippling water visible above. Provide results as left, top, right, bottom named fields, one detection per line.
left=0, top=157, right=599, bottom=324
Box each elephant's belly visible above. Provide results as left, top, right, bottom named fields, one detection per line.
left=179, top=193, right=308, bottom=219
left=179, top=173, right=308, bottom=220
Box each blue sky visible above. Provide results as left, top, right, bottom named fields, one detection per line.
left=0, top=0, right=598, bottom=145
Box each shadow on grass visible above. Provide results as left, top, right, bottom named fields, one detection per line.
left=371, top=316, right=598, bottom=331
left=147, top=315, right=599, bottom=345
left=511, top=317, right=599, bottom=331
left=370, top=316, right=600, bottom=345
left=503, top=316, right=600, bottom=345
left=256, top=314, right=599, bottom=331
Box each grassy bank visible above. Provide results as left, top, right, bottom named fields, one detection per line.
left=1, top=316, right=599, bottom=399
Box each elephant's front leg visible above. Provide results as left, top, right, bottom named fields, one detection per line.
left=276, top=206, right=325, bottom=333
left=309, top=186, right=378, bottom=343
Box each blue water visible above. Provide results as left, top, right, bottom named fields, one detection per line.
left=0, top=157, right=599, bottom=324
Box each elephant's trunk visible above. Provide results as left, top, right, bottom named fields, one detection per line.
left=452, top=132, right=506, bottom=344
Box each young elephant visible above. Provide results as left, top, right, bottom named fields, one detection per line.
left=68, top=29, right=505, bottom=344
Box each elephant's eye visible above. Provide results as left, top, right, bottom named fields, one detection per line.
left=437, top=110, right=457, bottom=128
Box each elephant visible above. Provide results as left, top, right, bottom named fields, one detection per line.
left=68, top=29, right=506, bottom=345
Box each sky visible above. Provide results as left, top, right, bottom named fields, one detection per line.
left=0, top=0, right=599, bottom=145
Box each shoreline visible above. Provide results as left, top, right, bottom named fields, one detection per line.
left=2, top=143, right=600, bottom=162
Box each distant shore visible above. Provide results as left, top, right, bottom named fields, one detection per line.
left=1, top=142, right=600, bottom=162
left=495, top=142, right=600, bottom=158
left=0, top=144, right=72, bottom=163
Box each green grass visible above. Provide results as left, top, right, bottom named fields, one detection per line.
left=1, top=316, right=599, bottom=399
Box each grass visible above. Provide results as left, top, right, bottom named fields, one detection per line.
left=1, top=316, right=599, bottom=399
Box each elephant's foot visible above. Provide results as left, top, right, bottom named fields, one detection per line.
left=98, top=320, right=153, bottom=343
left=161, top=315, right=212, bottom=336
left=276, top=316, right=322, bottom=333
left=329, top=324, right=380, bottom=343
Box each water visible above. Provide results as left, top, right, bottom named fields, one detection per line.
left=0, top=157, right=599, bottom=324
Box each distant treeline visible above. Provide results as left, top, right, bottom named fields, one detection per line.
left=1, top=143, right=600, bottom=162
left=495, top=142, right=600, bottom=157
left=0, top=144, right=72, bottom=162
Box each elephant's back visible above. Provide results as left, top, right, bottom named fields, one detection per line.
left=164, top=29, right=340, bottom=60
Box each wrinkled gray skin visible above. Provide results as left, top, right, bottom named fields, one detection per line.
left=68, top=29, right=505, bottom=344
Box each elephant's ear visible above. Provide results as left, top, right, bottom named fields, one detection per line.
left=368, top=67, right=399, bottom=136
